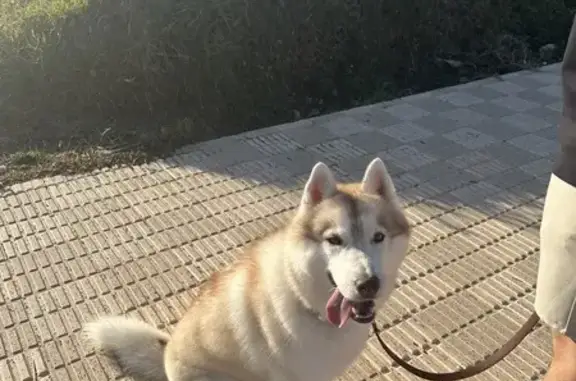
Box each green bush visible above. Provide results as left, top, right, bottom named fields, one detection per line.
left=0, top=0, right=574, bottom=148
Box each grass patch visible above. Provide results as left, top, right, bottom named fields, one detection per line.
left=0, top=0, right=574, bottom=188
left=10, top=150, right=49, bottom=166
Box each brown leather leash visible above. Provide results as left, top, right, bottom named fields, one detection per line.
left=372, top=312, right=541, bottom=380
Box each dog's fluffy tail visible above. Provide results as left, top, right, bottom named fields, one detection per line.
left=83, top=316, right=170, bottom=381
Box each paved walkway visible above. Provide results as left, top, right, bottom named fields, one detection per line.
left=0, top=64, right=563, bottom=381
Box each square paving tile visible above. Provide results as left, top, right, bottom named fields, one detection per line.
left=439, top=108, right=490, bottom=126
left=307, top=138, right=368, bottom=163
left=411, top=114, right=463, bottom=134
left=321, top=115, right=374, bottom=137
left=485, top=81, right=527, bottom=94
left=382, top=144, right=438, bottom=170
left=437, top=91, right=486, bottom=107
left=345, top=130, right=402, bottom=154
left=281, top=124, right=337, bottom=146
left=403, top=97, right=457, bottom=113
left=501, top=113, right=553, bottom=132
left=443, top=127, right=496, bottom=149
left=383, top=103, right=431, bottom=121
left=380, top=122, right=435, bottom=143
left=491, top=96, right=541, bottom=112
left=245, top=132, right=302, bottom=155
left=508, top=134, right=559, bottom=157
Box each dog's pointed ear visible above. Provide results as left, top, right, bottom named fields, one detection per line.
left=361, top=158, right=397, bottom=200
left=300, top=162, right=337, bottom=208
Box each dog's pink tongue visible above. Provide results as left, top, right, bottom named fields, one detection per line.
left=326, top=289, right=353, bottom=328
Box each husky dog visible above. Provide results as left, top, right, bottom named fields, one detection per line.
left=83, top=157, right=411, bottom=381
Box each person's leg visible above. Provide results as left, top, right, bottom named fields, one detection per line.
left=535, top=14, right=576, bottom=381
left=544, top=331, right=576, bottom=381
left=536, top=174, right=576, bottom=381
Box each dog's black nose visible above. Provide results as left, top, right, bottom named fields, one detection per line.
left=357, top=276, right=380, bottom=299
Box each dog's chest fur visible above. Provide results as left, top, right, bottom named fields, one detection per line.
left=230, top=284, right=371, bottom=381
left=232, top=236, right=371, bottom=381
left=278, top=316, right=370, bottom=381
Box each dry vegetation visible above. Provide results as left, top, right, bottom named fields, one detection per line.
left=0, top=0, right=574, bottom=187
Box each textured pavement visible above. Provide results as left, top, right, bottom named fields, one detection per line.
left=0, top=63, right=564, bottom=381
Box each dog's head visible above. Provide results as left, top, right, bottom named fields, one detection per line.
left=293, top=158, right=410, bottom=328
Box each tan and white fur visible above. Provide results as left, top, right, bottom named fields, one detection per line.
left=83, top=157, right=411, bottom=381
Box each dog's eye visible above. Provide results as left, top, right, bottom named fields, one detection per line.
left=372, top=232, right=385, bottom=243
left=326, top=235, right=343, bottom=246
